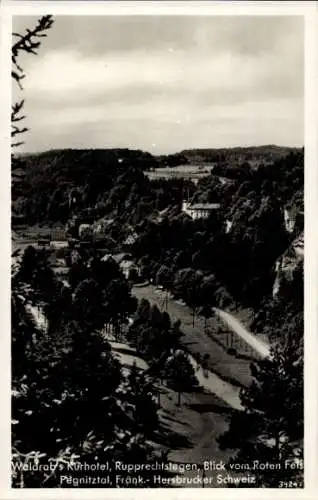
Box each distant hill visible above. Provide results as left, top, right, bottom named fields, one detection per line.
left=156, top=145, right=302, bottom=166
left=12, top=148, right=158, bottom=224
left=13, top=147, right=157, bottom=194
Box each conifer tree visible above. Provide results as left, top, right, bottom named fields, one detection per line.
left=163, top=349, right=198, bottom=406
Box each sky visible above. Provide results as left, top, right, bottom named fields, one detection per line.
left=12, top=15, right=304, bottom=154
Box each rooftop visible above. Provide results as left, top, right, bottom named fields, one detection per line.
left=188, top=203, right=220, bottom=210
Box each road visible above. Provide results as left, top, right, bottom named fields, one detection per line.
left=214, top=308, right=270, bottom=359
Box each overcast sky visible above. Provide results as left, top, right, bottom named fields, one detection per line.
left=13, top=15, right=304, bottom=154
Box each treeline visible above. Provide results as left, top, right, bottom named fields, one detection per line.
left=12, top=147, right=303, bottom=227
left=128, top=299, right=199, bottom=404
left=131, top=200, right=286, bottom=309
left=12, top=246, right=160, bottom=487
left=162, top=145, right=301, bottom=166
left=12, top=149, right=158, bottom=224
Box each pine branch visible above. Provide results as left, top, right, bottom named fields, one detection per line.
left=11, top=15, right=54, bottom=149
left=12, top=15, right=54, bottom=91
left=12, top=141, right=25, bottom=148
left=12, top=125, right=29, bottom=137
left=11, top=100, right=28, bottom=143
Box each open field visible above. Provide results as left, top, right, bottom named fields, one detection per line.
left=145, top=164, right=213, bottom=182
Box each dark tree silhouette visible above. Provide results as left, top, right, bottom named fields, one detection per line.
left=218, top=330, right=303, bottom=487
left=163, top=349, right=198, bottom=406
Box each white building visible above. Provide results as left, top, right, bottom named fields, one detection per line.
left=182, top=201, right=220, bottom=220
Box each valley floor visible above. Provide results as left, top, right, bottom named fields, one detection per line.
left=110, top=340, right=237, bottom=488
left=132, top=284, right=254, bottom=388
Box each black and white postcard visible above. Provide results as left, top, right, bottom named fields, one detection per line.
left=1, top=0, right=317, bottom=496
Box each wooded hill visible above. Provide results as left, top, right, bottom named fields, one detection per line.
left=12, top=145, right=303, bottom=224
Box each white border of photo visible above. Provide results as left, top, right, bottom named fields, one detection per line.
left=1, top=1, right=317, bottom=498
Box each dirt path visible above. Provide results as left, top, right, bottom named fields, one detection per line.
left=188, top=355, right=242, bottom=410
